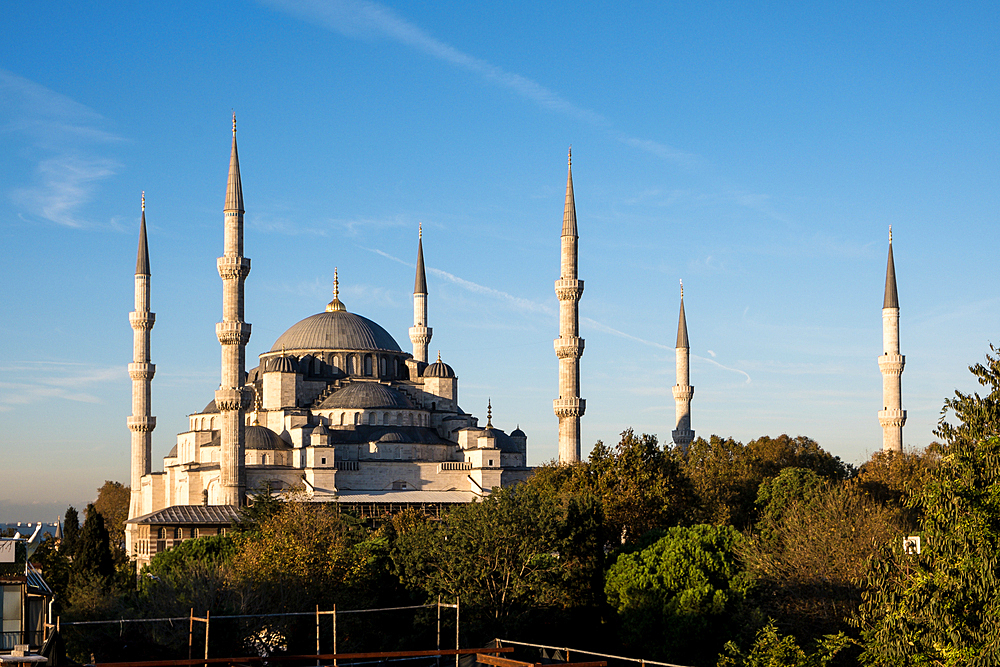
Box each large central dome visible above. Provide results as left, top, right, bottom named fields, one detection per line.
left=270, top=310, right=402, bottom=353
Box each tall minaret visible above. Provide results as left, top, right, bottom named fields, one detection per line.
left=553, top=148, right=586, bottom=464
left=409, top=224, right=432, bottom=363
left=672, top=280, right=695, bottom=450
left=127, top=192, right=155, bottom=523
left=878, top=226, right=905, bottom=452
left=215, top=114, right=252, bottom=505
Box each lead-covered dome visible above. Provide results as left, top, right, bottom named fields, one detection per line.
left=246, top=424, right=291, bottom=450
left=270, top=310, right=402, bottom=353
left=318, top=382, right=414, bottom=410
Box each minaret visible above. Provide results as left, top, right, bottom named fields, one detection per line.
left=127, top=192, right=155, bottom=523
left=672, top=280, right=695, bottom=450
left=878, top=226, right=905, bottom=452
left=553, top=148, right=586, bottom=464
left=215, top=114, right=252, bottom=505
left=409, top=224, right=432, bottom=363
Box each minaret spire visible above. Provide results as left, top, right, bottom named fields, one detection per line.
left=554, top=147, right=586, bottom=464
left=671, top=279, right=694, bottom=451
left=878, top=226, right=905, bottom=452
left=216, top=115, right=252, bottom=506
left=409, top=224, right=432, bottom=363
left=127, top=192, right=156, bottom=549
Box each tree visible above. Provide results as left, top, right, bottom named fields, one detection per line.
left=855, top=447, right=940, bottom=529
left=854, top=435, right=1000, bottom=665
left=717, top=621, right=850, bottom=667
left=935, top=343, right=1000, bottom=446
left=93, top=481, right=130, bottom=564
left=605, top=524, right=754, bottom=664
left=392, top=483, right=604, bottom=644
left=63, top=506, right=80, bottom=555
left=590, top=430, right=694, bottom=543
left=73, top=504, right=115, bottom=584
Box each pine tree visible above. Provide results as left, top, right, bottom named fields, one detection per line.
left=62, top=506, right=80, bottom=555
left=73, top=504, right=114, bottom=583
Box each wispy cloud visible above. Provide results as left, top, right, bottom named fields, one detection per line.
left=691, top=354, right=753, bottom=384
left=260, top=0, right=698, bottom=166
left=0, top=69, right=123, bottom=228
left=0, top=362, right=121, bottom=411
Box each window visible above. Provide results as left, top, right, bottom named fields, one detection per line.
left=488, top=459, right=494, bottom=466
left=347, top=356, right=355, bottom=375
left=368, top=412, right=376, bottom=425
left=339, top=412, right=345, bottom=426
left=321, top=457, right=327, bottom=465
left=380, top=357, right=386, bottom=376
left=157, top=528, right=165, bottom=540
left=174, top=527, right=182, bottom=540
left=261, top=454, right=267, bottom=465
left=364, top=354, right=373, bottom=376
left=192, top=528, right=199, bottom=539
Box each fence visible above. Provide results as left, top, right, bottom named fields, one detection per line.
left=494, top=639, right=692, bottom=667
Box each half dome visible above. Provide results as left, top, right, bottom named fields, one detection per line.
left=270, top=310, right=402, bottom=353
left=318, top=382, right=414, bottom=410
left=245, top=424, right=291, bottom=450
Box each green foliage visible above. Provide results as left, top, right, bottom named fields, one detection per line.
left=63, top=506, right=80, bottom=554
left=854, top=435, right=1000, bottom=666
left=855, top=447, right=940, bottom=529
left=605, top=524, right=753, bottom=663
left=140, top=534, right=237, bottom=584
left=717, top=621, right=851, bottom=667
left=232, top=485, right=286, bottom=533
left=93, top=480, right=130, bottom=564
left=74, top=504, right=114, bottom=583
left=935, top=343, right=1000, bottom=446
left=589, top=429, right=694, bottom=543
left=392, top=483, right=604, bottom=643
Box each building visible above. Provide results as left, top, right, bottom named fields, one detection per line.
left=126, top=119, right=531, bottom=565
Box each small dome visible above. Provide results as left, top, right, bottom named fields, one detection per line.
left=268, top=355, right=298, bottom=373
left=319, top=382, right=414, bottom=410
left=312, top=422, right=329, bottom=436
left=377, top=431, right=406, bottom=443
left=271, top=311, right=402, bottom=353
left=423, top=361, right=455, bottom=378
left=246, top=424, right=291, bottom=450
left=510, top=427, right=526, bottom=438
left=200, top=400, right=219, bottom=414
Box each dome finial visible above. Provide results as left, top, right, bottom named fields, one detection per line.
left=889, top=224, right=892, bottom=244
left=326, top=267, right=346, bottom=312
left=437, top=350, right=442, bottom=363
left=486, top=398, right=493, bottom=429
left=680, top=278, right=684, bottom=299
left=141, top=191, right=145, bottom=212
left=419, top=222, right=422, bottom=240
left=232, top=110, right=237, bottom=135
left=568, top=146, right=572, bottom=167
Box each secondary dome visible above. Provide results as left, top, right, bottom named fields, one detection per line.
left=245, top=424, right=290, bottom=450
left=318, top=382, right=414, bottom=410
left=270, top=310, right=402, bottom=353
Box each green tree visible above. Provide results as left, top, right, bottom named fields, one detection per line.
left=93, top=481, right=130, bottom=564
left=74, top=504, right=114, bottom=584
left=854, top=435, right=1000, bottom=666
left=855, top=447, right=940, bottom=529
left=62, top=506, right=80, bottom=555
left=605, top=524, right=754, bottom=664
left=392, top=483, right=604, bottom=643
left=935, top=343, right=1000, bottom=446
left=717, top=621, right=850, bottom=667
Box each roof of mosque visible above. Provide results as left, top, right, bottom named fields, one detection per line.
left=319, top=382, right=414, bottom=410
left=270, top=310, right=402, bottom=353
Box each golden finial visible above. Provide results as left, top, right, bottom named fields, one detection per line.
left=232, top=111, right=237, bottom=134
left=888, top=225, right=892, bottom=244
left=680, top=279, right=684, bottom=299
left=568, top=146, right=572, bottom=167
left=486, top=399, right=493, bottom=429
left=437, top=350, right=442, bottom=363
left=141, top=191, right=145, bottom=212
left=326, top=267, right=345, bottom=312
left=419, top=222, right=422, bottom=240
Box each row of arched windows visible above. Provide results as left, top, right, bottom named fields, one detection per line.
left=323, top=411, right=428, bottom=427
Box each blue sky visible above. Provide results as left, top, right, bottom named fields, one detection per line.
left=2, top=1, right=998, bottom=519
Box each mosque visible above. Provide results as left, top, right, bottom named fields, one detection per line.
left=124, top=118, right=905, bottom=565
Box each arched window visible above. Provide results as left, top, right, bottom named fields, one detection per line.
left=382, top=412, right=389, bottom=425
left=314, top=358, right=321, bottom=375
left=339, top=412, right=345, bottom=426
left=333, top=354, right=340, bottom=372
left=157, top=528, right=165, bottom=540
left=192, top=528, right=199, bottom=539
left=368, top=412, right=376, bottom=425
left=347, top=356, right=355, bottom=375
left=354, top=412, right=360, bottom=425
left=380, top=357, right=387, bottom=376
left=364, top=354, right=373, bottom=376
left=175, top=527, right=182, bottom=540
left=261, top=454, right=268, bottom=465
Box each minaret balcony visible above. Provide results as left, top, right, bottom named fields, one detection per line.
left=672, top=385, right=694, bottom=401
left=127, top=416, right=157, bottom=432
left=878, top=354, right=905, bottom=375
left=553, top=397, right=586, bottom=418
left=409, top=326, right=432, bottom=343
left=128, top=363, right=156, bottom=380
left=671, top=428, right=695, bottom=445
left=554, top=337, right=585, bottom=359
left=216, top=321, right=252, bottom=346
left=878, top=409, right=907, bottom=428
left=217, top=256, right=251, bottom=280
left=554, top=279, right=584, bottom=301
left=129, top=312, right=156, bottom=330
left=215, top=387, right=252, bottom=412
